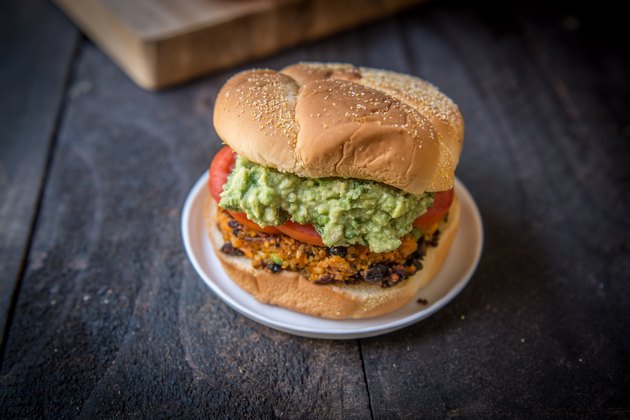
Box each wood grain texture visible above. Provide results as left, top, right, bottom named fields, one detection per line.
left=54, top=0, right=425, bottom=89
left=0, top=0, right=78, bottom=348
left=1, top=0, right=629, bottom=417
left=360, top=2, right=630, bottom=416
left=0, top=40, right=370, bottom=418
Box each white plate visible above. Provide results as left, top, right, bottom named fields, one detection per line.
left=181, top=172, right=483, bottom=339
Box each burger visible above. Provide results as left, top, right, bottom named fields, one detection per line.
left=205, top=62, right=463, bottom=319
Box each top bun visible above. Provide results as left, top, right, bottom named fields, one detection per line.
left=213, top=62, right=463, bottom=193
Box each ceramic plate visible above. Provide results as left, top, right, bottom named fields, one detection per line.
left=182, top=172, right=483, bottom=339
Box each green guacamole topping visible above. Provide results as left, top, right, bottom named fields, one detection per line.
left=219, top=157, right=433, bottom=253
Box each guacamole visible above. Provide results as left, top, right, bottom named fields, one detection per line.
left=219, top=157, right=433, bottom=253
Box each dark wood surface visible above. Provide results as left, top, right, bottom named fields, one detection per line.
left=0, top=0, right=78, bottom=347
left=1, top=0, right=629, bottom=417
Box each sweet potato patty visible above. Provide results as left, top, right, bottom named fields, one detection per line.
left=216, top=207, right=444, bottom=287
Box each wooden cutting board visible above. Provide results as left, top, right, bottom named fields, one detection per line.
left=54, top=0, right=426, bottom=90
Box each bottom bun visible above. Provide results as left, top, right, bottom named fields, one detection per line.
left=205, top=196, right=460, bottom=319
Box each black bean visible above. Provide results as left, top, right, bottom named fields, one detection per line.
left=365, top=263, right=389, bottom=283
left=328, top=246, right=347, bottom=257
left=221, top=242, right=244, bottom=256
left=346, top=275, right=362, bottom=285
left=417, top=240, right=427, bottom=257
left=227, top=220, right=240, bottom=229
left=265, top=263, right=282, bottom=273
left=429, top=230, right=441, bottom=247
left=314, top=275, right=335, bottom=285
left=393, top=267, right=408, bottom=282
left=405, top=249, right=424, bottom=268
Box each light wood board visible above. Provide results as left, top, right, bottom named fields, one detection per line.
left=54, top=0, right=426, bottom=89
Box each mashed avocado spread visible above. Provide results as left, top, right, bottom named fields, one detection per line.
left=219, top=157, right=433, bottom=253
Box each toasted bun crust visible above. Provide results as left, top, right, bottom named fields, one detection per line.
left=205, top=196, right=460, bottom=319
left=213, top=62, right=464, bottom=193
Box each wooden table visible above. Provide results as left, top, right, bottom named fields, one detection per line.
left=2, top=0, right=629, bottom=417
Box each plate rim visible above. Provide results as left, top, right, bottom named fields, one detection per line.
left=181, top=171, right=483, bottom=339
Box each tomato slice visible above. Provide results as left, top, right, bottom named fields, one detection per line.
left=276, top=221, right=325, bottom=247
left=413, top=188, right=454, bottom=229
left=209, top=146, right=324, bottom=244
left=208, top=145, right=235, bottom=203
left=208, top=146, right=280, bottom=234
left=226, top=210, right=280, bottom=234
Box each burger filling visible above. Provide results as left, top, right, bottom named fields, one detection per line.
left=216, top=208, right=448, bottom=287
left=219, top=157, right=434, bottom=253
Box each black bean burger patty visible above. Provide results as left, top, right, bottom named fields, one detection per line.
left=216, top=208, right=445, bottom=288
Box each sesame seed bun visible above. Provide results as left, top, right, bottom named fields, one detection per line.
left=213, top=62, right=464, bottom=193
